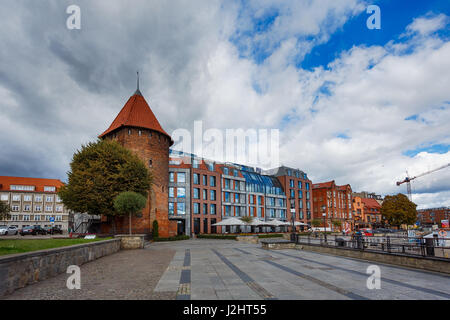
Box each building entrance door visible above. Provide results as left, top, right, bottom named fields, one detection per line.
left=177, top=220, right=185, bottom=235
left=194, top=218, right=200, bottom=234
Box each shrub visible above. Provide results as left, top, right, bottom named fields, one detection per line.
left=152, top=220, right=159, bottom=238
left=153, top=235, right=190, bottom=242
left=197, top=234, right=237, bottom=240
left=258, top=234, right=283, bottom=239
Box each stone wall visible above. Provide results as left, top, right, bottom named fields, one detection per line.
left=261, top=240, right=295, bottom=250
left=115, top=234, right=145, bottom=249
left=0, top=239, right=121, bottom=297
left=236, top=235, right=259, bottom=244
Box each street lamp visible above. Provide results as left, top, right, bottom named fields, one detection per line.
left=290, top=208, right=296, bottom=241
left=321, top=205, right=327, bottom=242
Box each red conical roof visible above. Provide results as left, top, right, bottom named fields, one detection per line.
left=99, top=92, right=172, bottom=143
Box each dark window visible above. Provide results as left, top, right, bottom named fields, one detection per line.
left=193, top=173, right=199, bottom=184
left=194, top=218, right=200, bottom=234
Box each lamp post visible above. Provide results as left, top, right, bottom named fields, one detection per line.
left=352, top=210, right=356, bottom=232
left=290, top=208, right=296, bottom=242
left=322, top=205, right=327, bottom=242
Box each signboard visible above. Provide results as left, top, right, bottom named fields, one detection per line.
left=344, top=222, right=350, bottom=234
left=442, top=220, right=449, bottom=228
left=84, top=235, right=96, bottom=239
left=407, top=229, right=416, bottom=243
left=49, top=217, right=55, bottom=224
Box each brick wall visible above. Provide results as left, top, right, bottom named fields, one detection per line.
left=102, top=127, right=175, bottom=237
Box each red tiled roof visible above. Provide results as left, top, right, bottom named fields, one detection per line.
left=99, top=93, right=172, bottom=142
left=361, top=198, right=381, bottom=209
left=337, top=184, right=351, bottom=191
left=0, top=176, right=64, bottom=193
left=312, top=181, right=334, bottom=189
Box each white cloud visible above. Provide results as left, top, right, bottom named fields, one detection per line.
left=0, top=2, right=448, bottom=210
left=405, top=13, right=449, bottom=36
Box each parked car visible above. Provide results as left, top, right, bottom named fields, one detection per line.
left=20, top=225, right=47, bottom=236
left=360, top=228, right=373, bottom=236
left=373, top=228, right=394, bottom=234
left=43, top=226, right=63, bottom=235
left=0, top=226, right=19, bottom=235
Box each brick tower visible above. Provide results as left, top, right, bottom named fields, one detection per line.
left=99, top=79, right=176, bottom=237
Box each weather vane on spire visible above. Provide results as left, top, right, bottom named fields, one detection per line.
left=135, top=71, right=142, bottom=96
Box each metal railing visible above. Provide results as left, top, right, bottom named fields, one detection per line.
left=294, top=234, right=450, bottom=259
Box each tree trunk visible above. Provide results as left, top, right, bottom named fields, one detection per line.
left=129, top=212, right=132, bottom=235
left=112, top=216, right=117, bottom=235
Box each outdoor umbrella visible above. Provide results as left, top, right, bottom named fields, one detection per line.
left=267, top=219, right=290, bottom=226
left=249, top=218, right=271, bottom=226
left=294, top=221, right=309, bottom=226
left=211, top=217, right=246, bottom=226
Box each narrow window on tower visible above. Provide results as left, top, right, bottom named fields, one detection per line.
left=138, top=130, right=142, bottom=136
left=128, top=129, right=132, bottom=135
left=149, top=159, right=152, bottom=167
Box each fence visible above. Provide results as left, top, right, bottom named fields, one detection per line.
left=294, top=233, right=450, bottom=259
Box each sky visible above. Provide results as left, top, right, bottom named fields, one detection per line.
left=0, top=0, right=449, bottom=209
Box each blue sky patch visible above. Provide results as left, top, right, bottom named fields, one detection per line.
left=403, top=143, right=450, bottom=157
left=337, top=133, right=351, bottom=139
left=229, top=0, right=450, bottom=70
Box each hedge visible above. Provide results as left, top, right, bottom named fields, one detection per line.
left=197, top=234, right=237, bottom=240
left=257, top=234, right=284, bottom=238
left=153, top=235, right=190, bottom=242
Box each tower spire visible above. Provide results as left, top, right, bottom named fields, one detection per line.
left=134, top=71, right=142, bottom=96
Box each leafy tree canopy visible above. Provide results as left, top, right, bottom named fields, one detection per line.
left=381, top=193, right=417, bottom=226
left=59, top=139, right=152, bottom=217
left=114, top=191, right=147, bottom=216
left=0, top=201, right=10, bottom=220
left=311, top=219, right=322, bottom=227
left=332, top=220, right=342, bottom=227
left=240, top=216, right=253, bottom=224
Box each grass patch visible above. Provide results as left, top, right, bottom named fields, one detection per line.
left=0, top=238, right=112, bottom=256
left=153, top=235, right=190, bottom=242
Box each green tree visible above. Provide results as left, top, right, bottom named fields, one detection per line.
left=240, top=216, right=254, bottom=233
left=59, top=140, right=152, bottom=233
left=152, top=220, right=159, bottom=238
left=311, top=219, right=322, bottom=228
left=113, top=191, right=147, bottom=235
left=240, top=216, right=253, bottom=224
left=0, top=201, right=11, bottom=220
left=381, top=193, right=417, bottom=227
left=332, top=220, right=342, bottom=231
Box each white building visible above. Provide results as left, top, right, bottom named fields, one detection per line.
left=0, top=176, right=70, bottom=231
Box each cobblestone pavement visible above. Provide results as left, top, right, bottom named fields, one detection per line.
left=3, top=239, right=450, bottom=300
left=4, top=245, right=176, bottom=300
left=153, top=239, right=450, bottom=300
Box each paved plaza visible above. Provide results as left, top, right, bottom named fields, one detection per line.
left=4, top=239, right=450, bottom=300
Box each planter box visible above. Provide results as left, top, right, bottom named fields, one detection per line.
left=114, top=234, right=145, bottom=249
left=236, top=235, right=259, bottom=244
